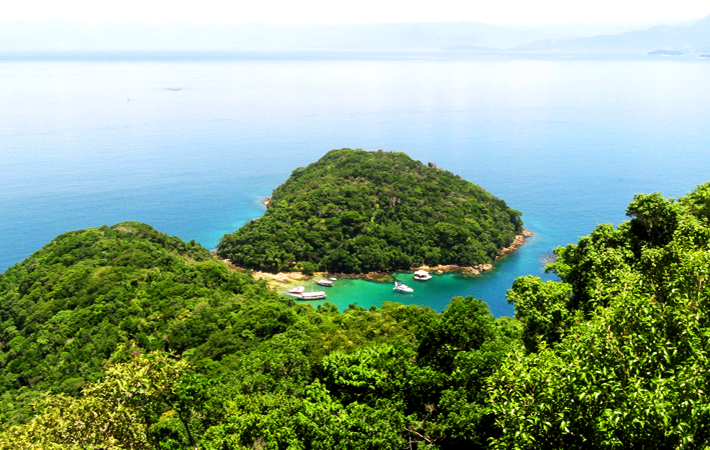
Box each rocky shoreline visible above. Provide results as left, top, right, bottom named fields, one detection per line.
left=217, top=230, right=533, bottom=288
left=498, top=229, right=533, bottom=258
left=412, top=230, right=533, bottom=276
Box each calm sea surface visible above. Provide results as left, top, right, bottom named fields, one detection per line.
left=2, top=52, right=709, bottom=316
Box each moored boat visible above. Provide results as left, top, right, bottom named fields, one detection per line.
left=317, top=279, right=334, bottom=287
left=289, top=286, right=306, bottom=294
left=393, top=281, right=414, bottom=293
left=413, top=269, right=432, bottom=281
left=300, top=291, right=327, bottom=300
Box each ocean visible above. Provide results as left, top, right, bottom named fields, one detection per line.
left=2, top=51, right=709, bottom=316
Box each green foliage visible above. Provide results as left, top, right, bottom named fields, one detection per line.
left=491, top=182, right=710, bottom=448
left=201, top=297, right=519, bottom=450
left=0, top=221, right=280, bottom=424
left=506, top=276, right=573, bottom=352
left=0, top=218, right=520, bottom=449
left=218, top=149, right=523, bottom=273
left=9, top=178, right=710, bottom=449
left=627, top=192, right=679, bottom=247
left=0, top=351, right=195, bottom=449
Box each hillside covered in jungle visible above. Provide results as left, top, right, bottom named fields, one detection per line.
left=4, top=183, right=710, bottom=448
left=217, top=148, right=524, bottom=273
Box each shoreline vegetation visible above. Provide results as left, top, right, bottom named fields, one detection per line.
left=216, top=230, right=533, bottom=290
left=6, top=183, right=710, bottom=448
left=218, top=149, right=525, bottom=275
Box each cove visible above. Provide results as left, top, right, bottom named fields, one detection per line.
left=278, top=235, right=548, bottom=317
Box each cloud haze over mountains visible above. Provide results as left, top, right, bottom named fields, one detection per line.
left=0, top=15, right=708, bottom=53
left=519, top=14, right=710, bottom=53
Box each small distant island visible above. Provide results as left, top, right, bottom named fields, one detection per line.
left=218, top=148, right=525, bottom=274
left=648, top=49, right=683, bottom=56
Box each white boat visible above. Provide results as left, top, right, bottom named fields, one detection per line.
left=288, top=286, right=306, bottom=294
left=393, top=281, right=414, bottom=293
left=413, top=270, right=432, bottom=281
left=317, top=279, right=334, bottom=287
left=329, top=277, right=337, bottom=281
left=300, top=291, right=327, bottom=300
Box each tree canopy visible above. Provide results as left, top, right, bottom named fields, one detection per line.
left=492, top=182, right=710, bottom=448
left=218, top=148, right=523, bottom=273
left=0, top=221, right=521, bottom=449
left=0, top=221, right=284, bottom=424
left=6, top=181, right=710, bottom=448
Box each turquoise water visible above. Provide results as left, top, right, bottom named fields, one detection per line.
left=2, top=52, right=709, bottom=316
left=286, top=232, right=547, bottom=317
left=284, top=257, right=542, bottom=317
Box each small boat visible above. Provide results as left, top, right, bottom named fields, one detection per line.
left=317, top=279, right=334, bottom=287
left=393, top=281, right=414, bottom=293
left=300, top=291, right=327, bottom=300
left=329, top=277, right=337, bottom=281
left=288, top=286, right=305, bottom=294
left=413, top=270, right=432, bottom=281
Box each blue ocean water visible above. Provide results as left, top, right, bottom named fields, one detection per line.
left=2, top=52, right=709, bottom=316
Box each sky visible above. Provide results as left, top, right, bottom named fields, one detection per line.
left=2, top=0, right=709, bottom=26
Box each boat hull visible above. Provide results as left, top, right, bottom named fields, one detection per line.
left=300, top=291, right=327, bottom=300
left=393, top=281, right=414, bottom=293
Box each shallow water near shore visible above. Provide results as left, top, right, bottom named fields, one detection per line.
left=286, top=271, right=516, bottom=315
left=2, top=52, right=710, bottom=316
left=282, top=233, right=546, bottom=317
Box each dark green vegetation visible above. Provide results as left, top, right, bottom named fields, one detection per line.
left=0, top=221, right=521, bottom=448
left=218, top=148, right=523, bottom=273
left=0, top=222, right=278, bottom=424
left=492, top=183, right=710, bottom=448
left=5, top=182, right=710, bottom=449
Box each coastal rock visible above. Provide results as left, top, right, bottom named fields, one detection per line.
left=496, top=230, right=533, bottom=259
left=410, top=230, right=531, bottom=276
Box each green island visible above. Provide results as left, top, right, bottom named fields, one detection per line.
left=4, top=180, right=710, bottom=448
left=217, top=148, right=524, bottom=274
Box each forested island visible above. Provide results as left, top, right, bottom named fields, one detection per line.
left=4, top=181, right=710, bottom=448
left=218, top=148, right=524, bottom=274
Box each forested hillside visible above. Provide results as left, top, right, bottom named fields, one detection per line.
left=0, top=221, right=522, bottom=448
left=0, top=222, right=283, bottom=424
left=4, top=182, right=710, bottom=449
left=492, top=182, right=710, bottom=447
left=218, top=148, right=523, bottom=273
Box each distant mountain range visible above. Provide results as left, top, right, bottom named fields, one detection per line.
left=519, top=14, right=710, bottom=53
left=0, top=16, right=708, bottom=54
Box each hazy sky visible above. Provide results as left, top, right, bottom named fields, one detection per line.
left=4, top=0, right=709, bottom=25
